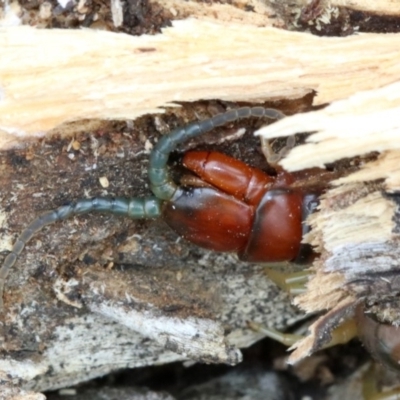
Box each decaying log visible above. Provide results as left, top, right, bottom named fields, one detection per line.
left=2, top=0, right=400, bottom=397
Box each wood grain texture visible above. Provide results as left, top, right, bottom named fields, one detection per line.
left=257, top=81, right=400, bottom=175
left=1, top=20, right=400, bottom=147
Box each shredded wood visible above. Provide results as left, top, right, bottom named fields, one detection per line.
left=154, top=0, right=280, bottom=27
left=2, top=20, right=400, bottom=147
left=332, top=0, right=400, bottom=16
left=257, top=81, right=400, bottom=175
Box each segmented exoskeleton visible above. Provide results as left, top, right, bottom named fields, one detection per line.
left=0, top=106, right=285, bottom=310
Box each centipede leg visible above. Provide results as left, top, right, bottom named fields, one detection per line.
left=248, top=319, right=357, bottom=350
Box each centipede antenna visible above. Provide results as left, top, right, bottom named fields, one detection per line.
left=0, top=197, right=161, bottom=310
left=148, top=107, right=285, bottom=201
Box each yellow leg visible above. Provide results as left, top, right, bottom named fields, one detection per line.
left=362, top=364, right=400, bottom=400
left=249, top=319, right=400, bottom=400
left=264, top=268, right=310, bottom=295
left=321, top=319, right=358, bottom=348
left=247, top=321, right=303, bottom=346
left=260, top=244, right=400, bottom=400
left=258, top=268, right=399, bottom=400
left=248, top=268, right=311, bottom=346
left=248, top=318, right=357, bottom=349
left=263, top=267, right=358, bottom=347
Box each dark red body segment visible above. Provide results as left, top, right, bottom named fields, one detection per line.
left=163, top=151, right=318, bottom=263
left=183, top=151, right=274, bottom=206
left=240, top=189, right=303, bottom=262
left=163, top=187, right=252, bottom=252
